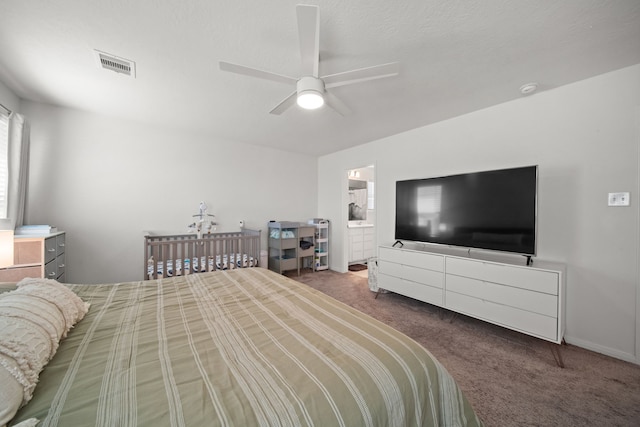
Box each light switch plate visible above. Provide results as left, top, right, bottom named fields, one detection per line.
left=608, top=192, right=630, bottom=206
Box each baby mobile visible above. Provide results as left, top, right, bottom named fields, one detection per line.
left=188, top=201, right=217, bottom=238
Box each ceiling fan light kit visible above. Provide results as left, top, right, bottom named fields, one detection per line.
left=219, top=4, right=399, bottom=115
left=297, top=76, right=325, bottom=109
left=297, top=91, right=324, bottom=109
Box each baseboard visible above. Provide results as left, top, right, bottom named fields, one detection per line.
left=564, top=335, right=639, bottom=365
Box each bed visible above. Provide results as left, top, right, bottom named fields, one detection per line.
left=144, top=229, right=261, bottom=280
left=1, top=268, right=483, bottom=427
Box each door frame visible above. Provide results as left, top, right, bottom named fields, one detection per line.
left=342, top=163, right=376, bottom=271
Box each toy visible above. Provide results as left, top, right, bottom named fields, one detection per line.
left=187, top=201, right=217, bottom=238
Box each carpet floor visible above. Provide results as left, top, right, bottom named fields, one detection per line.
left=286, top=268, right=640, bottom=427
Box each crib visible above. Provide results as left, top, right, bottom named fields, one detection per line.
left=144, top=228, right=261, bottom=280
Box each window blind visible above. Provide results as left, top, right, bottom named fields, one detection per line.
left=0, top=111, right=9, bottom=218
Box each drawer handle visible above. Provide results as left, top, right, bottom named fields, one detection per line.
left=47, top=248, right=56, bottom=253
left=58, top=243, right=65, bottom=247
left=47, top=272, right=56, bottom=277
left=58, top=264, right=65, bottom=268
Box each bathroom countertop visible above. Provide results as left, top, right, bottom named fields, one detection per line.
left=347, top=223, right=374, bottom=228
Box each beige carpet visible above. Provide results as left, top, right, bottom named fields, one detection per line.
left=286, top=268, right=640, bottom=427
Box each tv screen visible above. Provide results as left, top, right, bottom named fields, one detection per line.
left=395, top=166, right=537, bottom=255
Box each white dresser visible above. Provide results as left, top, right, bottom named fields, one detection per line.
left=378, top=245, right=565, bottom=344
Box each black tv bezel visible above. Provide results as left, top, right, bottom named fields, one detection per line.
left=394, top=165, right=538, bottom=257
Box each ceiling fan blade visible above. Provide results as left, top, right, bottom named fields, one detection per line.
left=324, top=91, right=351, bottom=116
left=269, top=91, right=297, bottom=115
left=323, top=62, right=399, bottom=89
left=219, top=61, right=297, bottom=86
left=296, top=4, right=320, bottom=78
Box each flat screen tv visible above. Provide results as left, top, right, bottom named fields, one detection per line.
left=395, top=165, right=537, bottom=256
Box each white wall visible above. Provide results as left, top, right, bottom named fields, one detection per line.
left=319, top=64, right=640, bottom=363
left=20, top=101, right=318, bottom=283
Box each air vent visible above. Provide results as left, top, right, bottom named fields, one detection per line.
left=94, top=50, right=136, bottom=78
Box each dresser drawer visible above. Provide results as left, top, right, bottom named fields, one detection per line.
left=45, top=237, right=57, bottom=263
left=446, top=274, right=558, bottom=317
left=446, top=257, right=558, bottom=295
left=56, top=234, right=66, bottom=254
left=45, top=258, right=58, bottom=279
left=379, top=273, right=443, bottom=306
left=379, top=247, right=443, bottom=272
left=379, top=260, right=443, bottom=289
left=56, top=252, right=66, bottom=279
left=270, top=237, right=297, bottom=250
left=273, top=257, right=297, bottom=271
left=298, top=248, right=314, bottom=258
left=14, top=240, right=43, bottom=265
left=0, top=266, right=42, bottom=282
left=446, top=291, right=558, bottom=341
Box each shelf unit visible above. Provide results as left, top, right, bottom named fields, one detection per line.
left=298, top=226, right=316, bottom=273
left=268, top=222, right=316, bottom=276
left=309, top=220, right=329, bottom=271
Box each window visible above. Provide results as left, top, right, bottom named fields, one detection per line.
left=0, top=111, right=9, bottom=219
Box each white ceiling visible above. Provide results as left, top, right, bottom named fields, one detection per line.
left=1, top=0, right=639, bottom=156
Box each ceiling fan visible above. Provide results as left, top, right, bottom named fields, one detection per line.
left=219, top=4, right=399, bottom=115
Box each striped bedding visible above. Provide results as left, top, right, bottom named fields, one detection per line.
left=8, top=268, right=482, bottom=426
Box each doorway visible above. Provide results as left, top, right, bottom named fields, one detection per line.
left=345, top=165, right=375, bottom=272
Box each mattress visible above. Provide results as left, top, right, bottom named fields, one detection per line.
left=7, top=268, right=482, bottom=426
left=148, top=253, right=257, bottom=277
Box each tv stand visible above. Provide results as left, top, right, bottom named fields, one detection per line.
left=525, top=255, right=533, bottom=266
left=377, top=244, right=566, bottom=366
left=392, top=240, right=404, bottom=248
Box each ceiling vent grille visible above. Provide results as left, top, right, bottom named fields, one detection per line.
left=94, top=50, right=136, bottom=78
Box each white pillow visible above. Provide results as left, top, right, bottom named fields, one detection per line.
left=16, top=278, right=90, bottom=336
left=0, top=279, right=89, bottom=427
left=0, top=365, right=23, bottom=427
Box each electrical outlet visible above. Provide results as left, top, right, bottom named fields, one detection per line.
left=608, top=192, right=630, bottom=206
